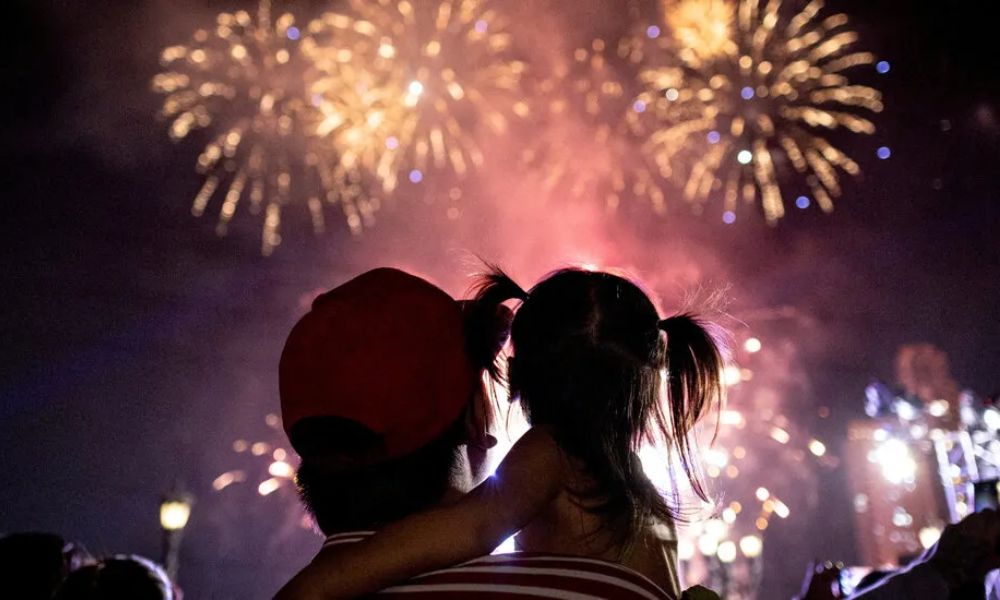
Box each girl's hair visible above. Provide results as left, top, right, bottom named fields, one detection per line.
left=467, top=266, right=723, bottom=541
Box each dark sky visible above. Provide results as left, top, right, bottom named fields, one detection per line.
left=2, top=1, right=999, bottom=598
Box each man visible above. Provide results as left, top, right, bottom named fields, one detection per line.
left=276, top=268, right=674, bottom=599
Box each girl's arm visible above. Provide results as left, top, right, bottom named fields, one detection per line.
left=275, top=427, right=564, bottom=600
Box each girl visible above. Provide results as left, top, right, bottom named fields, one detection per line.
left=280, top=267, right=724, bottom=598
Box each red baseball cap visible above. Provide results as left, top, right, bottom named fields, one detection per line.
left=279, top=268, right=478, bottom=459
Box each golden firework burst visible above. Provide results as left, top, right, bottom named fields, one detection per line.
left=641, top=0, right=883, bottom=222
left=523, top=38, right=671, bottom=213
left=307, top=0, right=528, bottom=183
left=153, top=0, right=376, bottom=255
left=665, top=0, right=737, bottom=61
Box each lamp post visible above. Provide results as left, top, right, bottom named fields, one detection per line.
left=738, top=534, right=764, bottom=599
left=159, top=487, right=193, bottom=582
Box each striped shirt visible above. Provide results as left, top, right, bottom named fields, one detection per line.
left=323, top=532, right=676, bottom=599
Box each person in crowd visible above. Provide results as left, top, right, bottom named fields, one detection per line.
left=275, top=267, right=695, bottom=599
left=794, top=508, right=1000, bottom=599
left=0, top=532, right=91, bottom=599
left=278, top=267, right=725, bottom=599
left=53, top=554, right=172, bottom=600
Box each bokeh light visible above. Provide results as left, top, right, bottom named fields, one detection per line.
left=739, top=534, right=763, bottom=558
left=871, top=438, right=917, bottom=484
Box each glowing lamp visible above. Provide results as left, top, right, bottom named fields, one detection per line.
left=159, top=498, right=192, bottom=532
left=160, top=487, right=194, bottom=580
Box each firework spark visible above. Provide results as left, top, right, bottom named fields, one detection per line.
left=522, top=38, right=671, bottom=213
left=640, top=0, right=883, bottom=222
left=213, top=411, right=315, bottom=547
left=153, top=0, right=376, bottom=255
left=307, top=0, right=528, bottom=182
left=665, top=0, right=737, bottom=61
left=216, top=412, right=299, bottom=497
left=299, top=31, right=409, bottom=199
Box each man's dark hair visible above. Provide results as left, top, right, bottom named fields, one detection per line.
left=293, top=415, right=465, bottom=535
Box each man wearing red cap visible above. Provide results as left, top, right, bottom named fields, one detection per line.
left=277, top=268, right=672, bottom=598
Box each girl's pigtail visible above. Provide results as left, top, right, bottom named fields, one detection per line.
left=464, top=265, right=528, bottom=379
left=658, top=314, right=725, bottom=503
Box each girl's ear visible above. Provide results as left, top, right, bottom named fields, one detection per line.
left=464, top=371, right=498, bottom=450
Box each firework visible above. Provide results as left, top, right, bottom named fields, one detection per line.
left=212, top=411, right=316, bottom=551
left=640, top=0, right=883, bottom=222
left=215, top=412, right=300, bottom=498
left=522, top=38, right=672, bottom=213
left=306, top=0, right=528, bottom=182
left=300, top=34, right=409, bottom=198
left=153, top=0, right=376, bottom=255
left=665, top=0, right=737, bottom=61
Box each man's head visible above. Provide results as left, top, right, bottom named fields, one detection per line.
left=280, top=268, right=509, bottom=535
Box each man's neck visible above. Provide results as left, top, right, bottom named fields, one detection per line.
left=322, top=449, right=479, bottom=538
left=442, top=443, right=481, bottom=504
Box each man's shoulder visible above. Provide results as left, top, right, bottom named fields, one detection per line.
left=376, top=553, right=674, bottom=599
left=322, top=532, right=674, bottom=599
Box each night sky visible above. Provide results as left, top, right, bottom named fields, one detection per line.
left=3, top=1, right=999, bottom=598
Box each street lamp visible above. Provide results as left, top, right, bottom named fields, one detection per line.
left=159, top=487, right=193, bottom=582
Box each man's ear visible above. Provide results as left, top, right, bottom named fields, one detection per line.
left=464, top=371, right=498, bottom=451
